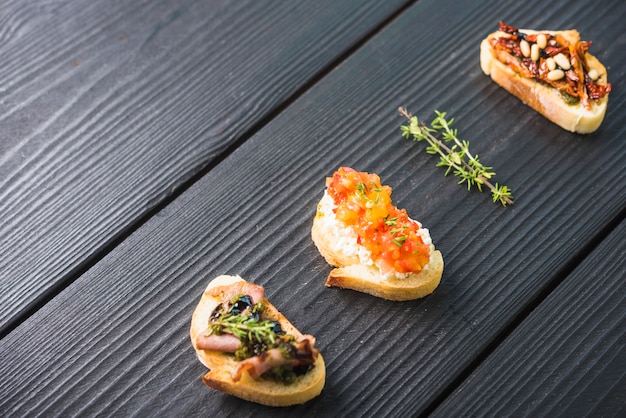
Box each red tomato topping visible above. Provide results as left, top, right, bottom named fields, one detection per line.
left=326, top=167, right=430, bottom=274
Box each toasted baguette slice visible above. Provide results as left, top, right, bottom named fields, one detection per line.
left=190, top=275, right=325, bottom=406
left=312, top=213, right=443, bottom=301
left=311, top=168, right=443, bottom=301
left=480, top=26, right=610, bottom=133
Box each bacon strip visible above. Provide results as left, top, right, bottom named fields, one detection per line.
left=232, top=348, right=285, bottom=381
left=231, top=334, right=319, bottom=381
left=196, top=332, right=241, bottom=352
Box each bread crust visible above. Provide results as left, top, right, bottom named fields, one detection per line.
left=480, top=28, right=609, bottom=133
left=190, top=275, right=325, bottom=406
left=311, top=195, right=443, bottom=301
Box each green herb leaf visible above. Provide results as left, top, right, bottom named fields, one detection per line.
left=209, top=311, right=279, bottom=347
left=393, top=235, right=407, bottom=247
left=384, top=216, right=398, bottom=226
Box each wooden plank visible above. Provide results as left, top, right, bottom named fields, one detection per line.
left=432, top=219, right=625, bottom=417
left=1, top=0, right=625, bottom=416
left=0, top=0, right=411, bottom=335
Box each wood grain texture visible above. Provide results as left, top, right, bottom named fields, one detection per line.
left=0, top=0, right=411, bottom=335
left=1, top=0, right=625, bottom=416
left=432, top=220, right=626, bottom=417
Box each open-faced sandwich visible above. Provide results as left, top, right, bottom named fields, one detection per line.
left=311, top=167, right=444, bottom=301
left=480, top=21, right=611, bottom=133
left=190, top=275, right=325, bottom=406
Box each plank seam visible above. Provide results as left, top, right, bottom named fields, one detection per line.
left=0, top=0, right=419, bottom=339
left=420, top=205, right=626, bottom=417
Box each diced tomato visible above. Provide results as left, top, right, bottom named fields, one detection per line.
left=327, top=167, right=429, bottom=274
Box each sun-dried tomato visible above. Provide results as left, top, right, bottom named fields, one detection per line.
left=491, top=22, right=612, bottom=107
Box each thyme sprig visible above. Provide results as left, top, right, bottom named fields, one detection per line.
left=398, top=107, right=514, bottom=206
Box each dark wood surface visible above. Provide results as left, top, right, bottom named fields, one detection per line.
left=433, top=219, right=626, bottom=417
left=1, top=0, right=624, bottom=417
left=0, top=0, right=411, bottom=336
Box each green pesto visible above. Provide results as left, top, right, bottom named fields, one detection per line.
left=560, top=91, right=580, bottom=106
left=208, top=295, right=306, bottom=383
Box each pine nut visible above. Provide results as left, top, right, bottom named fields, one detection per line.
left=531, top=43, right=540, bottom=61
left=547, top=57, right=557, bottom=71
left=520, top=39, right=531, bottom=57
left=537, top=33, right=547, bottom=49
left=554, top=53, right=571, bottom=70
left=588, top=68, right=600, bottom=80
left=547, top=69, right=565, bottom=81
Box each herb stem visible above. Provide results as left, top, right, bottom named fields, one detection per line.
left=398, top=107, right=514, bottom=206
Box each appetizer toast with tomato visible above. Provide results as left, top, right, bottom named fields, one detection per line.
left=190, top=275, right=325, bottom=406
left=480, top=21, right=611, bottom=133
left=311, top=167, right=444, bottom=301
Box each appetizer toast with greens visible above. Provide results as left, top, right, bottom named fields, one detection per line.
left=190, top=275, right=325, bottom=406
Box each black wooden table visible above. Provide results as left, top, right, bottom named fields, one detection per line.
left=1, top=0, right=624, bottom=416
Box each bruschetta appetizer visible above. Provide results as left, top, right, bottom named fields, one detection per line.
left=311, top=167, right=444, bottom=301
left=480, top=21, right=611, bottom=133
left=190, top=275, right=325, bottom=406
